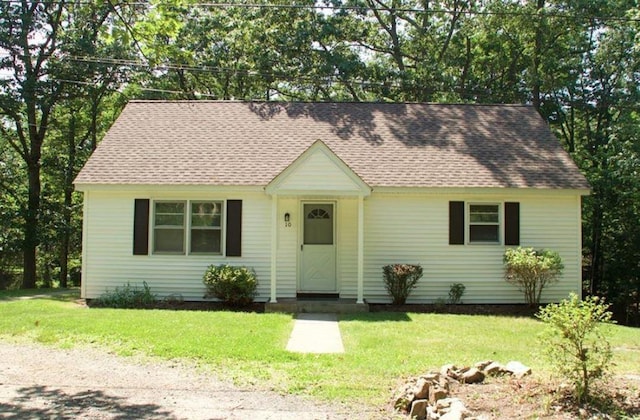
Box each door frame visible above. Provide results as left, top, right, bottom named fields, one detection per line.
left=297, top=200, right=337, bottom=293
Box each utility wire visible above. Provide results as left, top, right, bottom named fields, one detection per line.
left=0, top=0, right=638, bottom=22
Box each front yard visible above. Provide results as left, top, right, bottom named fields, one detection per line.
left=0, top=290, right=638, bottom=416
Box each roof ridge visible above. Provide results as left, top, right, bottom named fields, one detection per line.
left=127, top=100, right=533, bottom=108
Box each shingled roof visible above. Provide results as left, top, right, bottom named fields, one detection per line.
left=74, top=101, right=589, bottom=190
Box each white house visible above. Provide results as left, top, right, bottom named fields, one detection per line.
left=74, top=101, right=590, bottom=304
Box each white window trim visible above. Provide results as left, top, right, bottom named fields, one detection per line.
left=189, top=200, right=224, bottom=255
left=152, top=199, right=225, bottom=256
left=466, top=202, right=502, bottom=245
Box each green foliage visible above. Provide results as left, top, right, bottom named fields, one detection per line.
left=94, top=281, right=157, bottom=308
left=382, top=264, right=423, bottom=305
left=504, top=247, right=564, bottom=305
left=448, top=283, right=466, bottom=304
left=536, top=293, right=614, bottom=404
left=202, top=264, right=257, bottom=306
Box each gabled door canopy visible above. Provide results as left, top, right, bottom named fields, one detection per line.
left=265, top=140, right=371, bottom=197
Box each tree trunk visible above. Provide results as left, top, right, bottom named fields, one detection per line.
left=22, top=161, right=41, bottom=289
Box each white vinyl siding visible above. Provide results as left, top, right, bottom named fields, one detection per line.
left=362, top=192, right=582, bottom=304
left=81, top=188, right=582, bottom=304
left=81, top=190, right=270, bottom=301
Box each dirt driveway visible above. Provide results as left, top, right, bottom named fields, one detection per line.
left=0, top=342, right=364, bottom=419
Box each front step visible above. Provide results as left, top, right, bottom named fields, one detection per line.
left=265, top=298, right=369, bottom=314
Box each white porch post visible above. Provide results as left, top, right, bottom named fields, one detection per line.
left=357, top=195, right=364, bottom=304
left=270, top=194, right=278, bottom=303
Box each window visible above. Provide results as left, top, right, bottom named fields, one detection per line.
left=468, top=204, right=500, bottom=243
left=190, top=201, right=222, bottom=253
left=153, top=200, right=223, bottom=254
left=154, top=201, right=186, bottom=253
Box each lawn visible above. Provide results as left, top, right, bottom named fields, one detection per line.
left=0, top=291, right=638, bottom=407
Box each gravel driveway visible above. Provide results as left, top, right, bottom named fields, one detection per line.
left=0, top=342, right=363, bottom=419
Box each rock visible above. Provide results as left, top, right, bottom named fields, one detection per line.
left=392, top=384, right=414, bottom=412
left=505, top=361, right=532, bottom=378
left=414, top=377, right=431, bottom=399
left=482, top=361, right=504, bottom=376
left=460, top=367, right=485, bottom=384
left=421, top=373, right=440, bottom=382
left=409, top=399, right=429, bottom=420
left=429, top=385, right=449, bottom=404
left=474, top=360, right=493, bottom=371
left=439, top=398, right=469, bottom=420
left=440, top=364, right=459, bottom=380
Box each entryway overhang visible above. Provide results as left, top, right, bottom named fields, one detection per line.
left=265, top=140, right=371, bottom=305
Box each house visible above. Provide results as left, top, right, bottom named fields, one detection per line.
left=74, top=101, right=590, bottom=304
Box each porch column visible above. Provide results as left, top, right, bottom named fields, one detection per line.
left=269, top=194, right=278, bottom=303
left=357, top=195, right=364, bottom=304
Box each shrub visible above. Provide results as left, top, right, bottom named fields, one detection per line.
left=448, top=283, right=466, bottom=304
left=504, top=247, right=564, bottom=305
left=382, top=264, right=423, bottom=304
left=203, top=264, right=257, bottom=306
left=536, top=293, right=614, bottom=404
left=95, top=281, right=157, bottom=308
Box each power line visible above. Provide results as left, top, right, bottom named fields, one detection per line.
left=0, top=0, right=638, bottom=23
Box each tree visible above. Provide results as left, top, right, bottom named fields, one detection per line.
left=0, top=1, right=133, bottom=288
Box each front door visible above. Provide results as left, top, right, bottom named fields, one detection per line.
left=300, top=203, right=336, bottom=292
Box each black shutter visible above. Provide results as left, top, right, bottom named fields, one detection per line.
left=504, top=202, right=520, bottom=246
left=226, top=200, right=242, bottom=256
left=449, top=201, right=465, bottom=245
left=133, top=199, right=150, bottom=255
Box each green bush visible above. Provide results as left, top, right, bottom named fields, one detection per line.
left=95, top=281, right=157, bottom=308
left=203, top=264, right=257, bottom=306
left=504, top=247, right=564, bottom=305
left=382, top=264, right=423, bottom=305
left=536, top=293, right=614, bottom=404
left=448, top=283, right=466, bottom=304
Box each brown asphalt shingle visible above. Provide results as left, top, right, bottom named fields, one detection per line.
left=74, top=101, right=590, bottom=190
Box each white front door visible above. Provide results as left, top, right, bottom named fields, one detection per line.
left=300, top=203, right=336, bottom=292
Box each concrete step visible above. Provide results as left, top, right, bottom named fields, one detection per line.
left=265, top=299, right=369, bottom=314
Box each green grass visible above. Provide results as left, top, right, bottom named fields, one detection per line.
left=0, top=296, right=638, bottom=406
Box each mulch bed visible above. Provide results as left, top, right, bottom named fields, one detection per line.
left=368, top=303, right=540, bottom=317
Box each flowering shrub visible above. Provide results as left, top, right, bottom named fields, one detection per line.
left=382, top=264, right=423, bottom=304
left=203, top=264, right=257, bottom=306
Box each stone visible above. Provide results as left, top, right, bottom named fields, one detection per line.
left=482, top=361, right=504, bottom=376
left=460, top=367, right=485, bottom=384
left=429, top=385, right=449, bottom=404
left=474, top=360, right=493, bottom=371
left=409, top=399, right=429, bottom=420
left=414, top=377, right=431, bottom=399
left=392, top=384, right=414, bottom=412
left=505, top=361, right=532, bottom=378
left=439, top=398, right=469, bottom=420
left=440, top=364, right=459, bottom=380
left=421, top=373, right=440, bottom=382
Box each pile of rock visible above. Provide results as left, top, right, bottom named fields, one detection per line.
left=392, top=360, right=531, bottom=419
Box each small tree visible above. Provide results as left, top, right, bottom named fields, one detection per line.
left=504, top=247, right=564, bottom=305
left=382, top=264, right=423, bottom=304
left=203, top=264, right=258, bottom=306
left=536, top=293, right=614, bottom=404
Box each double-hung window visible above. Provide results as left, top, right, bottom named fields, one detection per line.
left=154, top=202, right=186, bottom=253
left=468, top=204, right=500, bottom=243
left=153, top=200, right=223, bottom=254
left=190, top=201, right=222, bottom=254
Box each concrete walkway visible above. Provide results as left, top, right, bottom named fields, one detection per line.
left=286, top=313, right=345, bottom=354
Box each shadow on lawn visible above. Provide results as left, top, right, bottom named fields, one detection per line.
left=0, top=385, right=175, bottom=419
